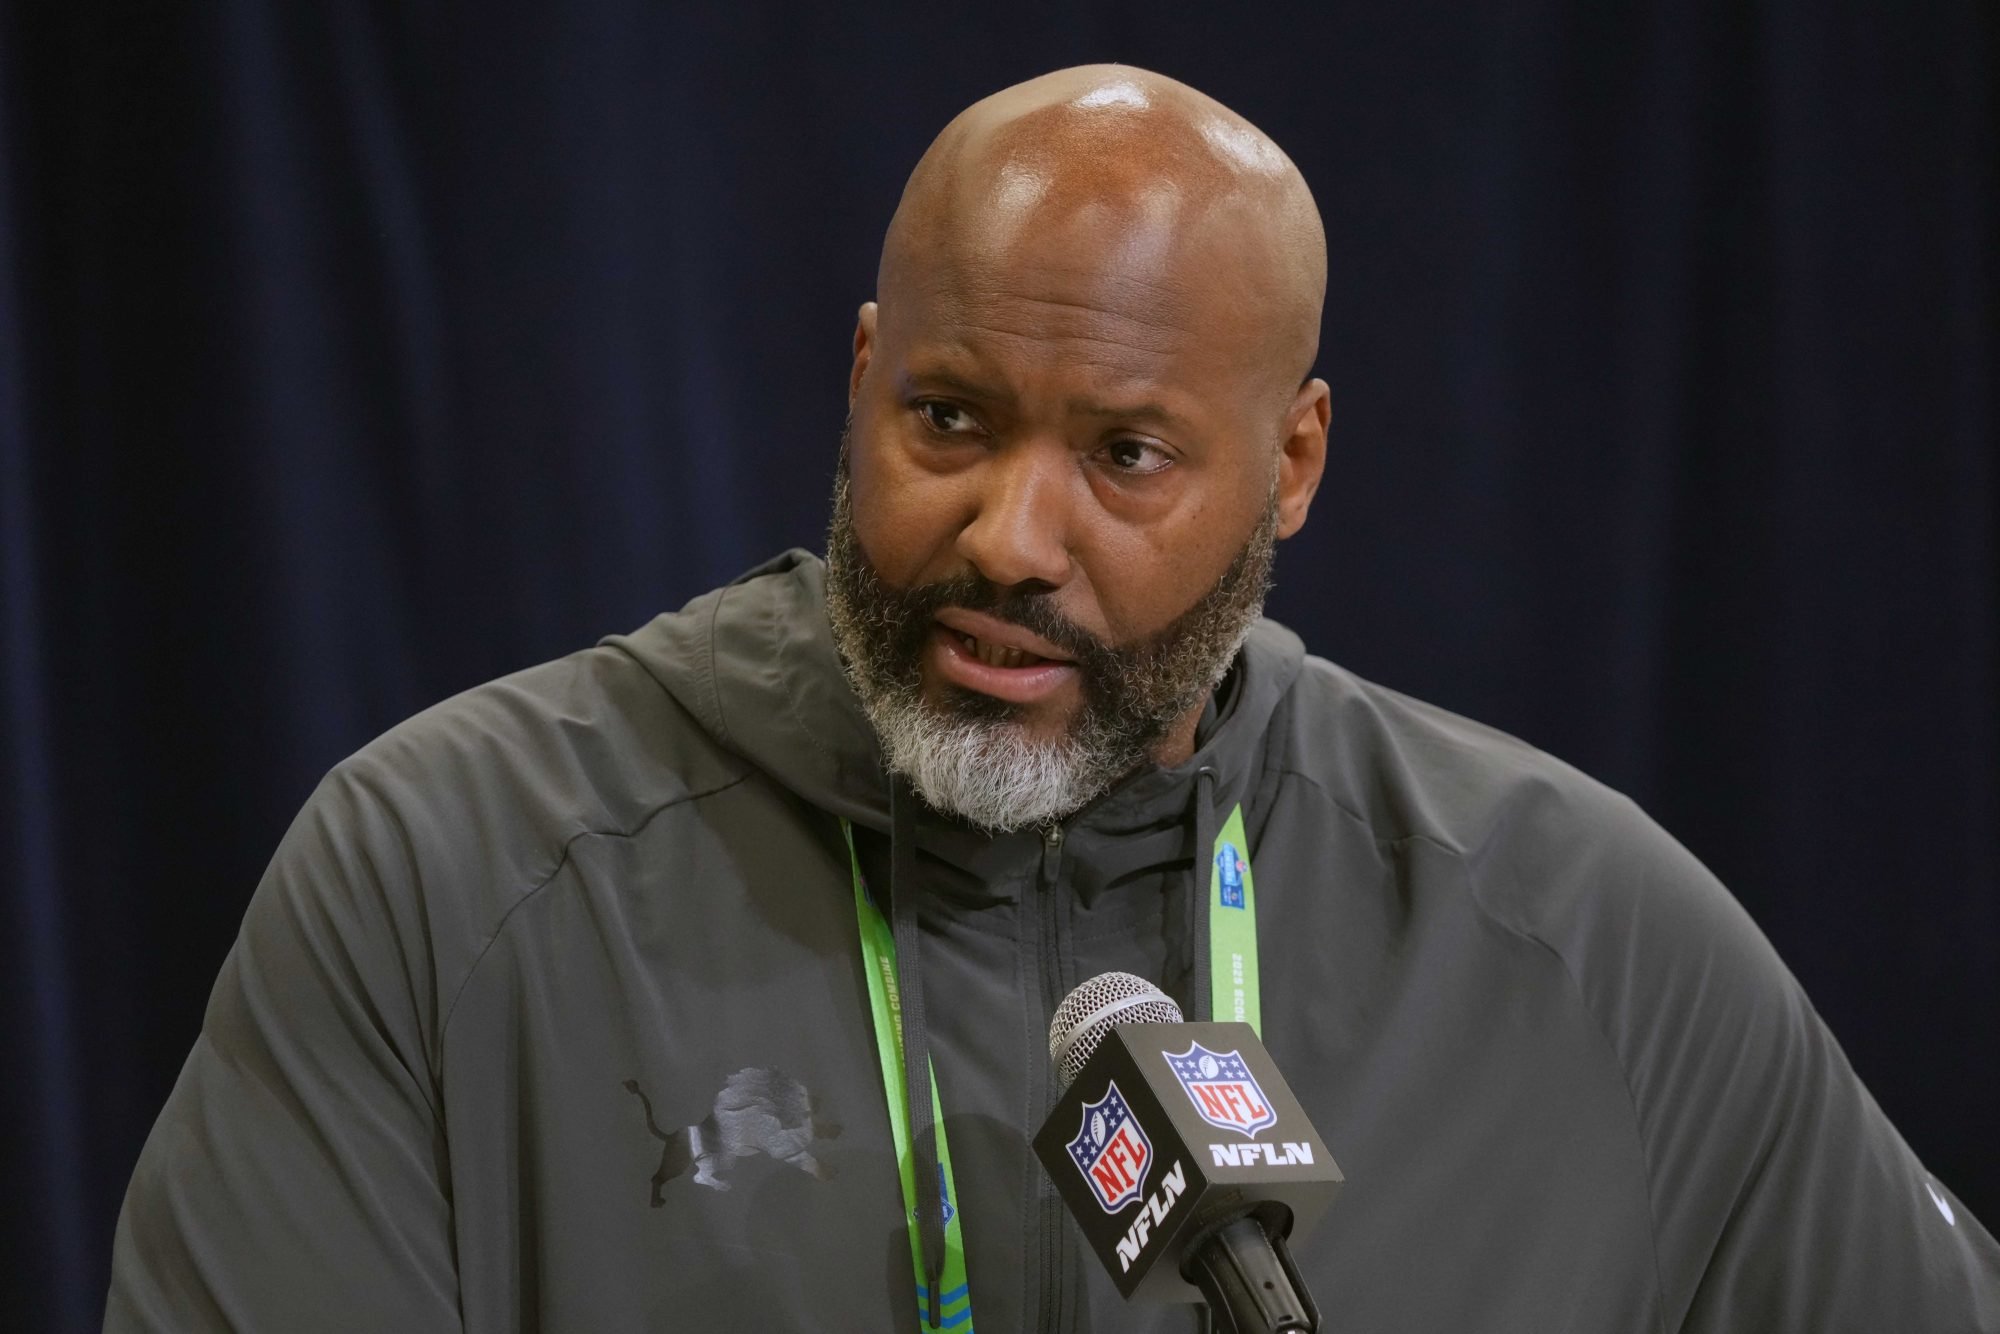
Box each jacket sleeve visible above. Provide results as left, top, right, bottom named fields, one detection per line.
left=104, top=764, right=461, bottom=1332
left=1569, top=803, right=2000, bottom=1332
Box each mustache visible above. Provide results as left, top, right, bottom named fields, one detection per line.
left=890, top=572, right=1118, bottom=668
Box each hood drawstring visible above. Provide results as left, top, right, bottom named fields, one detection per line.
left=1188, top=766, right=1223, bottom=1334
left=1189, top=765, right=1221, bottom=1022
left=890, top=776, right=947, bottom=1328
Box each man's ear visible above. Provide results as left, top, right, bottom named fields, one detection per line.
left=848, top=302, right=879, bottom=409
left=1275, top=378, right=1330, bottom=539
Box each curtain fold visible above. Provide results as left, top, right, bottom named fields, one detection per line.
left=3, top=3, right=1993, bottom=1328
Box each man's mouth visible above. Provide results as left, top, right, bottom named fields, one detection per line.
left=950, top=631, right=1056, bottom=670
left=928, top=608, right=1080, bottom=705
left=933, top=607, right=1074, bottom=664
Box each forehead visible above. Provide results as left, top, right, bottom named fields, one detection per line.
left=884, top=181, right=1283, bottom=409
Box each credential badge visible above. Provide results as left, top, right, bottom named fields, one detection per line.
left=1064, top=1080, right=1153, bottom=1213
left=1165, top=1042, right=1277, bottom=1139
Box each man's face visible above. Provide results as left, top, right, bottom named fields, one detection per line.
left=828, top=184, right=1325, bottom=828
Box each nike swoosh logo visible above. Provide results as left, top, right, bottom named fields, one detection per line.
left=1926, top=1180, right=1957, bottom=1226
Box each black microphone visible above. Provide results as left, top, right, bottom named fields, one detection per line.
left=1031, top=972, right=1343, bottom=1334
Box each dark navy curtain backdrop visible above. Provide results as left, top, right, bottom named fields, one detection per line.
left=3, top=3, right=1995, bottom=1327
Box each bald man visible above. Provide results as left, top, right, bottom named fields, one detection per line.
left=108, top=67, right=1996, bottom=1333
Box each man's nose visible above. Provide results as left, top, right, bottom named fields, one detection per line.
left=953, top=441, right=1073, bottom=590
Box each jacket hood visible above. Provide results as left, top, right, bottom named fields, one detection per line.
left=606, top=549, right=1306, bottom=839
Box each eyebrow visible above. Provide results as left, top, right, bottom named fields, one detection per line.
left=899, top=367, right=1195, bottom=436
left=1062, top=396, right=1195, bottom=435
left=900, top=368, right=1007, bottom=406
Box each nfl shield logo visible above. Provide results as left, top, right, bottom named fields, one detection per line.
left=1164, top=1043, right=1278, bottom=1138
left=1064, top=1081, right=1153, bottom=1213
left=1216, top=844, right=1247, bottom=908
left=936, top=1162, right=955, bottom=1225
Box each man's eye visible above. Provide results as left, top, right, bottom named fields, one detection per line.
left=916, top=400, right=977, bottom=435
left=1104, top=438, right=1174, bottom=475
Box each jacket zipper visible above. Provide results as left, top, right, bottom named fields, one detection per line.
left=1034, top=821, right=1071, bottom=1334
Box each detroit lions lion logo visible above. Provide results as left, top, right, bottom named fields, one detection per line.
left=624, top=1068, right=841, bottom=1203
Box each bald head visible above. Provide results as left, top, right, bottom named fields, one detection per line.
left=879, top=65, right=1328, bottom=395
left=836, top=68, right=1333, bottom=787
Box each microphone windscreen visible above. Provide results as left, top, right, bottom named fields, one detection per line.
left=1048, top=972, right=1185, bottom=1091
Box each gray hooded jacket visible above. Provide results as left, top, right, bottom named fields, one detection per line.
left=107, top=550, right=1999, bottom=1331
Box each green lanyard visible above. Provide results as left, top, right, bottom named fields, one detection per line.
left=843, top=807, right=1260, bottom=1331
left=1207, top=804, right=1262, bottom=1033
left=845, top=824, right=975, bottom=1332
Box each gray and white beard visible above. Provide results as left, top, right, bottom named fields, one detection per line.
left=858, top=677, right=1125, bottom=833
left=824, top=449, right=1277, bottom=833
